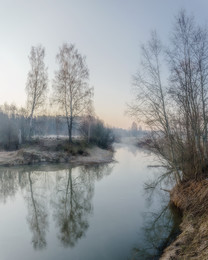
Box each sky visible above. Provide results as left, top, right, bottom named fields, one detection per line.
left=0, top=0, right=208, bottom=129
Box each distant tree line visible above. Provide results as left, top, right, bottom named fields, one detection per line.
left=129, top=10, right=208, bottom=183
left=0, top=104, right=27, bottom=150
left=0, top=103, right=114, bottom=150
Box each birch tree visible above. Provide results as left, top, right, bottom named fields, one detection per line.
left=26, top=45, right=48, bottom=140
left=128, top=31, right=181, bottom=184
left=167, top=10, right=208, bottom=179
left=53, top=43, right=93, bottom=143
left=129, top=11, right=208, bottom=182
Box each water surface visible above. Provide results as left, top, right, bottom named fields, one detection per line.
left=0, top=143, right=176, bottom=260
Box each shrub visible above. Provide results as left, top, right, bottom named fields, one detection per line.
left=80, top=117, right=114, bottom=149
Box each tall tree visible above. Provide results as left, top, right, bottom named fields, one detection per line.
left=26, top=45, right=48, bottom=140
left=53, top=43, right=93, bottom=143
left=167, top=10, right=208, bottom=179
left=129, top=11, right=208, bottom=182
left=128, top=31, right=181, bottom=184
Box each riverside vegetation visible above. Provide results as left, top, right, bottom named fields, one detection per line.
left=0, top=106, right=114, bottom=166
left=128, top=10, right=208, bottom=259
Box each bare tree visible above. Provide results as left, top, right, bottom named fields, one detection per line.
left=26, top=45, right=48, bottom=140
left=129, top=11, right=208, bottom=182
left=128, top=31, right=181, bottom=184
left=53, top=43, right=93, bottom=143
left=167, top=10, right=208, bottom=180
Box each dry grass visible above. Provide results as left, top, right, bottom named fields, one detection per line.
left=161, top=180, right=208, bottom=259
left=171, top=180, right=208, bottom=217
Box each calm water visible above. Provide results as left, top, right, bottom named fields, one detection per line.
left=0, top=143, right=177, bottom=260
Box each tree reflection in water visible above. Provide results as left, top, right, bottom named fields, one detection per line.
left=51, top=163, right=113, bottom=247
left=25, top=171, right=48, bottom=250
left=0, top=163, right=113, bottom=250
left=0, top=169, right=19, bottom=203
left=51, top=167, right=93, bottom=247
left=130, top=173, right=182, bottom=260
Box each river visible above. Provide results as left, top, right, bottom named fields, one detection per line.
left=0, top=143, right=179, bottom=260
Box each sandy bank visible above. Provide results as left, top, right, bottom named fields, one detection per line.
left=0, top=140, right=114, bottom=167
left=161, top=180, right=208, bottom=259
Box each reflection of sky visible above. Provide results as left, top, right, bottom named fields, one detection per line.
left=0, top=1, right=207, bottom=128
left=0, top=143, right=168, bottom=260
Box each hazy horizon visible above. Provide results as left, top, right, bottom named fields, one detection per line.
left=0, top=0, right=208, bottom=129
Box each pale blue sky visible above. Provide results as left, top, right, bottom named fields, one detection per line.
left=0, top=0, right=208, bottom=128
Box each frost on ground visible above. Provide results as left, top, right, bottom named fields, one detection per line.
left=0, top=139, right=114, bottom=167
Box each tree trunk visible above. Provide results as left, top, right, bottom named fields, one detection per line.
left=29, top=116, right=33, bottom=141
left=69, top=116, right=73, bottom=143
left=28, top=101, right=35, bottom=141
left=66, top=115, right=71, bottom=143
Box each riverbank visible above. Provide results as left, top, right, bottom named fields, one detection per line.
left=0, top=138, right=114, bottom=166
left=161, top=180, right=208, bottom=259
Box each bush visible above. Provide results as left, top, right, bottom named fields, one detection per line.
left=55, top=140, right=88, bottom=156
left=80, top=117, right=114, bottom=149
